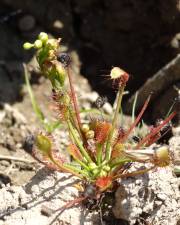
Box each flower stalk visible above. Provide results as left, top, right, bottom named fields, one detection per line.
left=105, top=85, right=125, bottom=161
left=66, top=67, right=82, bottom=134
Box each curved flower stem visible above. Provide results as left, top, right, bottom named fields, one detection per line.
left=105, top=85, right=125, bottom=161
left=113, top=165, right=156, bottom=180
left=48, top=152, right=88, bottom=178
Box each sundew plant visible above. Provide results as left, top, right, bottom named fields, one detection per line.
left=23, top=33, right=177, bottom=206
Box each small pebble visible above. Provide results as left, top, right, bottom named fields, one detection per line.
left=157, top=193, right=166, bottom=201
left=41, top=205, right=54, bottom=217
left=154, top=200, right=163, bottom=206
left=5, top=137, right=16, bottom=151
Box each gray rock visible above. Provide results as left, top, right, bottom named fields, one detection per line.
left=113, top=163, right=180, bottom=225
left=0, top=169, right=99, bottom=225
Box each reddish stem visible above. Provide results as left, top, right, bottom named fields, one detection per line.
left=121, top=95, right=151, bottom=143
left=145, top=133, right=160, bottom=147
left=55, top=196, right=86, bottom=212
left=135, top=111, right=176, bottom=149
left=67, top=66, right=82, bottom=132
left=113, top=166, right=156, bottom=180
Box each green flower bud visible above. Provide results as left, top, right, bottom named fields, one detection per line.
left=34, top=40, right=43, bottom=49
left=23, top=42, right=33, bottom=50
left=103, top=165, right=111, bottom=172
left=154, top=146, right=170, bottom=167
left=99, top=170, right=107, bottom=177
left=36, top=134, right=52, bottom=155
left=38, top=32, right=48, bottom=43
left=92, top=168, right=99, bottom=175
left=89, top=162, right=97, bottom=170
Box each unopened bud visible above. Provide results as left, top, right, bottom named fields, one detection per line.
left=34, top=40, right=43, bottom=49
left=23, top=42, right=33, bottom=50
left=99, top=170, right=107, bottom=177
left=36, top=134, right=52, bottom=155
left=89, top=162, right=97, bottom=170
left=38, top=32, right=48, bottom=43
left=103, top=165, right=111, bottom=172
left=92, top=168, right=99, bottom=175
left=154, top=146, right=170, bottom=167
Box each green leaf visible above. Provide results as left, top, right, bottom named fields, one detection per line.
left=44, top=121, right=62, bottom=133
left=132, top=91, right=138, bottom=123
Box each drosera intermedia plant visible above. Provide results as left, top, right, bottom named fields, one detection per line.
left=23, top=32, right=177, bottom=211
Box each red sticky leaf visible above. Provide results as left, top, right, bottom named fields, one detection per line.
left=91, top=120, right=112, bottom=144
left=96, top=176, right=112, bottom=191
left=67, top=144, right=83, bottom=161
